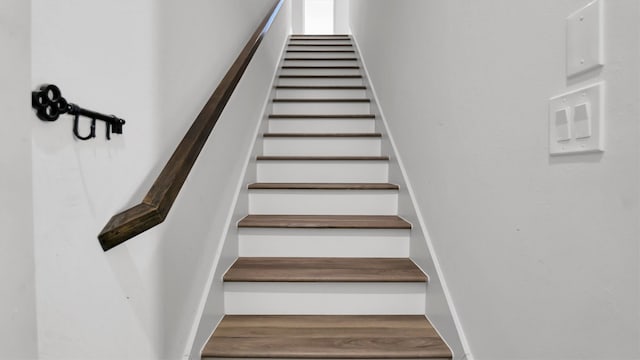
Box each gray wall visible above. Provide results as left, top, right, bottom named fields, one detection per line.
left=349, top=1, right=640, bottom=359
left=0, top=0, right=38, bottom=358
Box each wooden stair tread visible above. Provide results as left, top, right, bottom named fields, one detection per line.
left=289, top=41, right=351, bottom=43
left=290, top=38, right=351, bottom=40
left=257, top=155, right=388, bottom=161
left=273, top=98, right=370, bottom=103
left=286, top=50, right=356, bottom=53
left=263, top=133, right=380, bottom=138
left=202, top=315, right=451, bottom=359
left=291, top=34, right=351, bottom=36
left=280, top=74, right=362, bottom=78
left=224, top=257, right=426, bottom=282
left=276, top=85, right=366, bottom=89
left=290, top=38, right=352, bottom=41
left=282, top=65, right=360, bottom=69
left=290, top=35, right=351, bottom=38
left=289, top=44, right=353, bottom=47
left=249, top=183, right=399, bottom=190
left=269, top=114, right=375, bottom=119
left=238, top=215, right=411, bottom=229
left=285, top=57, right=358, bottom=61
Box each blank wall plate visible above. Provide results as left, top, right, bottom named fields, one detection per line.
left=566, top=0, right=603, bottom=77
left=549, top=82, right=604, bottom=155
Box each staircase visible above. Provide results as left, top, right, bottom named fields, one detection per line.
left=201, top=34, right=452, bottom=360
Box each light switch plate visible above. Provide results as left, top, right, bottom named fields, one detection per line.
left=567, top=0, right=603, bottom=77
left=549, top=82, right=604, bottom=155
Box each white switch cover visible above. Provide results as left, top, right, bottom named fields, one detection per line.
left=549, top=82, right=604, bottom=155
left=555, top=108, right=571, bottom=142
left=567, top=0, right=603, bottom=77
left=573, top=102, right=592, bottom=139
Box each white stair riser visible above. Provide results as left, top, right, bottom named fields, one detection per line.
left=289, top=41, right=352, bottom=45
left=224, top=282, right=426, bottom=315
left=263, top=137, right=381, bottom=156
left=238, top=228, right=410, bottom=257
left=269, top=119, right=375, bottom=133
left=272, top=102, right=370, bottom=115
left=287, top=46, right=354, bottom=51
left=257, top=161, right=388, bottom=182
left=285, top=52, right=357, bottom=59
left=276, top=88, right=367, bottom=99
left=248, top=190, right=398, bottom=215
left=284, top=60, right=358, bottom=67
left=278, top=77, right=364, bottom=86
left=281, top=68, right=361, bottom=76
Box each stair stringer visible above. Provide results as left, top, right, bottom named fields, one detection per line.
left=184, top=40, right=290, bottom=360
left=351, top=36, right=474, bottom=360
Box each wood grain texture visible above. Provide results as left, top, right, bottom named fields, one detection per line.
left=290, top=34, right=351, bottom=36
left=286, top=50, right=356, bottom=53
left=223, top=257, right=427, bottom=282
left=248, top=183, right=399, bottom=190
left=279, top=74, right=362, bottom=79
left=288, top=44, right=353, bottom=47
left=272, top=98, right=370, bottom=103
left=257, top=156, right=388, bottom=161
left=290, top=35, right=351, bottom=38
left=284, top=57, right=358, bottom=61
left=281, top=66, right=360, bottom=69
left=238, top=215, right=411, bottom=229
left=202, top=315, right=452, bottom=359
left=269, top=114, right=375, bottom=119
left=275, top=85, right=366, bottom=89
left=263, top=133, right=380, bottom=138
left=290, top=38, right=351, bottom=40
left=289, top=40, right=351, bottom=42
left=97, top=0, right=285, bottom=251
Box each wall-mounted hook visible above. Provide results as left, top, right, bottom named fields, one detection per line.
left=31, top=84, right=126, bottom=141
left=72, top=113, right=96, bottom=140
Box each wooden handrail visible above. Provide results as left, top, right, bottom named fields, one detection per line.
left=98, top=0, right=284, bottom=251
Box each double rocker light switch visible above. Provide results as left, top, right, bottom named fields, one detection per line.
left=549, top=82, right=604, bottom=155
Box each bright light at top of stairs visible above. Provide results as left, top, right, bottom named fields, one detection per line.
left=305, top=0, right=334, bottom=34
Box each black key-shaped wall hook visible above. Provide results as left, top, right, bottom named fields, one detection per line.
left=31, top=84, right=126, bottom=141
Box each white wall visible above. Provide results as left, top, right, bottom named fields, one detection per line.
left=186, top=5, right=291, bottom=355
left=0, top=0, right=38, bottom=359
left=350, top=1, right=640, bottom=359
left=292, top=0, right=304, bottom=34
left=31, top=0, right=288, bottom=359
left=32, top=2, right=160, bottom=358
left=154, top=0, right=290, bottom=358
left=334, top=0, right=350, bottom=34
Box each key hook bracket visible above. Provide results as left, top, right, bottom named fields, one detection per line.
left=31, top=84, right=125, bottom=141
